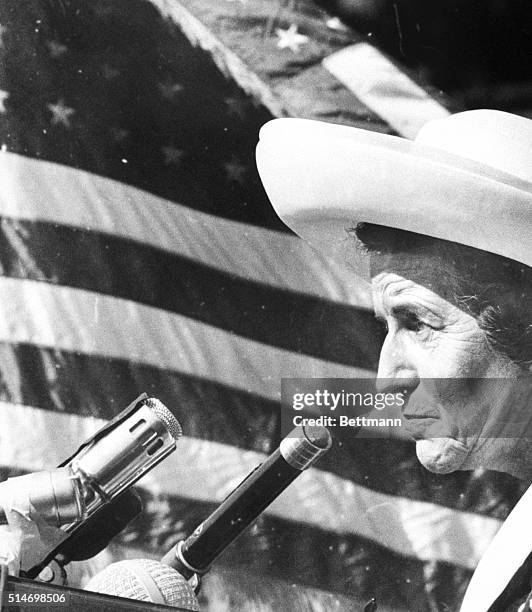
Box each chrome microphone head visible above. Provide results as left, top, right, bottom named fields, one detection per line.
left=85, top=559, right=199, bottom=610
left=0, top=396, right=182, bottom=534
left=70, top=397, right=182, bottom=515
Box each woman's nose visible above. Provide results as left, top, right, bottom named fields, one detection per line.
left=375, top=332, right=419, bottom=393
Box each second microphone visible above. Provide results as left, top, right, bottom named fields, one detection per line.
left=162, top=424, right=332, bottom=578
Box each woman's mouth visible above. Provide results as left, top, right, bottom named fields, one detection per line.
left=402, top=415, right=441, bottom=439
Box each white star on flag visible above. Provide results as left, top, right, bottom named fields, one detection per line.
left=224, top=96, right=248, bottom=119
left=326, top=17, right=348, bottom=31
left=47, top=99, right=75, bottom=128
left=47, top=40, right=68, bottom=58
left=275, top=24, right=309, bottom=53
left=158, top=82, right=184, bottom=100
left=93, top=5, right=114, bottom=18
left=223, top=157, right=246, bottom=184
left=0, top=90, right=9, bottom=114
left=110, top=127, right=129, bottom=143
left=161, top=146, right=184, bottom=166
left=102, top=63, right=119, bottom=80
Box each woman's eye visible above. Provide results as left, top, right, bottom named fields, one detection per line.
left=377, top=318, right=388, bottom=333
left=402, top=313, right=427, bottom=333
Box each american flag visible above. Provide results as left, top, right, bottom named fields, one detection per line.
left=0, top=1, right=525, bottom=610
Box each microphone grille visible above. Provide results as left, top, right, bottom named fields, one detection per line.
left=145, top=398, right=182, bottom=441
left=85, top=558, right=199, bottom=610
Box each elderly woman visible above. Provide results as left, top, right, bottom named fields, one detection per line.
left=256, top=109, right=531, bottom=610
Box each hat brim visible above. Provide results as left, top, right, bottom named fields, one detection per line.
left=256, top=119, right=532, bottom=272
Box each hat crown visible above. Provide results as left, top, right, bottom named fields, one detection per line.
left=416, top=110, right=532, bottom=183
left=256, top=110, right=532, bottom=267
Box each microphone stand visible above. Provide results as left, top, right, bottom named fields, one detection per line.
left=162, top=425, right=332, bottom=590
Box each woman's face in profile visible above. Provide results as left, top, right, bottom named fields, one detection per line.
left=370, top=250, right=530, bottom=477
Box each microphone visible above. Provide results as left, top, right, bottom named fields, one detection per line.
left=161, top=425, right=332, bottom=578
left=84, top=559, right=200, bottom=610
left=25, top=489, right=143, bottom=581
left=0, top=394, right=181, bottom=529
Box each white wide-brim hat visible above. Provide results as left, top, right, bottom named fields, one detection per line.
left=256, top=110, right=532, bottom=274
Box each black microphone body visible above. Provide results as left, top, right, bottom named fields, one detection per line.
left=162, top=425, right=331, bottom=577
left=55, top=489, right=143, bottom=563
left=24, top=488, right=143, bottom=581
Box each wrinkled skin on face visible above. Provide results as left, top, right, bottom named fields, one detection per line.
left=371, top=248, right=532, bottom=479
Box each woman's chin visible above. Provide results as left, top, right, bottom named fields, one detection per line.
left=415, top=438, right=470, bottom=474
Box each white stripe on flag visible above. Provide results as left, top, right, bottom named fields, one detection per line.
left=0, top=277, right=370, bottom=401
left=0, top=152, right=371, bottom=308
left=323, top=43, right=450, bottom=139
left=0, top=402, right=501, bottom=570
